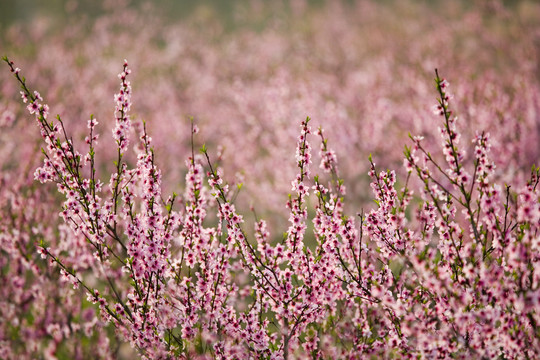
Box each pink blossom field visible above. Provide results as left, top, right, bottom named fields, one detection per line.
left=1, top=0, right=539, bottom=359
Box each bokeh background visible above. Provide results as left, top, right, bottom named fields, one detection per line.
left=1, top=0, right=540, bottom=259
left=2, top=0, right=539, bottom=218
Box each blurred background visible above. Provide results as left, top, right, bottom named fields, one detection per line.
left=0, top=0, right=317, bottom=30
left=1, top=0, right=539, bottom=222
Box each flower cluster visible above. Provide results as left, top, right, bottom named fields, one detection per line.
left=112, top=60, right=132, bottom=154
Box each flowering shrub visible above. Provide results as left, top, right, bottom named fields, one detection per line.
left=2, top=47, right=539, bottom=360
left=1, top=2, right=540, bottom=359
